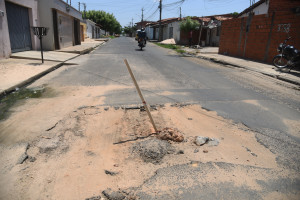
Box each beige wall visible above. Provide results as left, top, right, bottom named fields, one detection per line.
left=0, top=0, right=39, bottom=58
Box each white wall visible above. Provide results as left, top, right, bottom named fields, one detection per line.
left=86, top=20, right=96, bottom=38
left=145, top=25, right=153, bottom=40
left=0, top=0, right=39, bottom=58
left=240, top=1, right=269, bottom=18
left=167, top=21, right=181, bottom=43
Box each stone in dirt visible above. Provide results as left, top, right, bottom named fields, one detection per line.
left=105, top=170, right=118, bottom=176
left=16, top=143, right=29, bottom=164
left=195, top=136, right=220, bottom=146
left=37, top=137, right=59, bottom=153
left=102, top=188, right=126, bottom=200
left=177, top=150, right=184, bottom=154
left=157, top=127, right=184, bottom=142
left=207, top=138, right=219, bottom=146
left=85, top=196, right=101, bottom=200
left=195, top=136, right=209, bottom=146
left=132, top=138, right=174, bottom=164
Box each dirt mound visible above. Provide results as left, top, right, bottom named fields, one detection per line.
left=132, top=138, right=174, bottom=164
left=160, top=38, right=176, bottom=45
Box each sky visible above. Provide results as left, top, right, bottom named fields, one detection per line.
left=70, top=0, right=254, bottom=27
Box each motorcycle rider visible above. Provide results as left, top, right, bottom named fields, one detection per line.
left=137, top=28, right=147, bottom=44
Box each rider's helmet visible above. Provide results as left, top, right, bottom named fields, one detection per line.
left=141, top=28, right=145, bottom=32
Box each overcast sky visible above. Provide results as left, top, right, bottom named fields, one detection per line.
left=71, top=0, right=254, bottom=27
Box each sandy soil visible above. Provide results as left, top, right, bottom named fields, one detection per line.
left=0, top=82, right=293, bottom=199
left=0, top=59, right=59, bottom=92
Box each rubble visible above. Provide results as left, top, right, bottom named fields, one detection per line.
left=195, top=136, right=220, bottom=146
left=132, top=138, right=174, bottom=164
left=16, top=143, right=29, bottom=164
left=37, top=137, right=59, bottom=153
left=85, top=196, right=101, bottom=200
left=195, top=136, right=209, bottom=146
left=157, top=128, right=184, bottom=142
left=105, top=170, right=118, bottom=176
left=102, top=188, right=126, bottom=200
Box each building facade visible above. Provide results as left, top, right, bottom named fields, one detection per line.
left=38, top=0, right=82, bottom=51
left=219, top=0, right=300, bottom=64
left=85, top=19, right=101, bottom=39
left=0, top=0, right=40, bottom=58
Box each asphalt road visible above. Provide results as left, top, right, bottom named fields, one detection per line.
left=54, top=37, right=299, bottom=137
left=40, top=37, right=300, bottom=199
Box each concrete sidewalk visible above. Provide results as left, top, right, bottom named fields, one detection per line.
left=0, top=59, right=62, bottom=95
left=0, top=39, right=106, bottom=96
left=184, top=47, right=300, bottom=86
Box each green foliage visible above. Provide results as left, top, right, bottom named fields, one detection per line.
left=154, top=43, right=185, bottom=54
left=123, top=25, right=137, bottom=36
left=231, top=12, right=239, bottom=17
left=180, top=17, right=200, bottom=32
left=84, top=10, right=122, bottom=34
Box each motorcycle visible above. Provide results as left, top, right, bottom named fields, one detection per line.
left=138, top=37, right=146, bottom=50
left=273, top=37, right=300, bottom=71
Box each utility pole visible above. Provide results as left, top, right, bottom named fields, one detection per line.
left=197, top=17, right=203, bottom=46
left=78, top=2, right=80, bottom=11
left=159, top=0, right=162, bottom=41
left=141, top=8, right=144, bottom=29
left=83, top=3, right=86, bottom=19
left=180, top=7, right=182, bottom=20
left=132, top=18, right=134, bottom=37
left=70, top=0, right=71, bottom=6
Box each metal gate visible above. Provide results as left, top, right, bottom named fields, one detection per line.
left=5, top=1, right=32, bottom=53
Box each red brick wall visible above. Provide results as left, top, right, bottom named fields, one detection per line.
left=219, top=0, right=300, bottom=64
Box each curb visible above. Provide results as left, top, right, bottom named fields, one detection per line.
left=0, top=41, right=107, bottom=98
left=0, top=62, right=63, bottom=98
left=194, top=55, right=300, bottom=87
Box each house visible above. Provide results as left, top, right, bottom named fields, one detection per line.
left=145, top=18, right=180, bottom=41
left=144, top=22, right=157, bottom=40
left=0, top=0, right=40, bottom=58
left=238, top=0, right=269, bottom=17
left=85, top=19, right=94, bottom=39
left=219, top=0, right=300, bottom=64
left=145, top=15, right=232, bottom=46
left=135, top=21, right=153, bottom=30
left=38, top=0, right=82, bottom=50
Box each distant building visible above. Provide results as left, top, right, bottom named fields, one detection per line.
left=144, top=15, right=232, bottom=46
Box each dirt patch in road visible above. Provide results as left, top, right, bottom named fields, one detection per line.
left=0, top=100, right=287, bottom=199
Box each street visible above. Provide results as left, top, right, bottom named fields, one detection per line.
left=0, top=37, right=299, bottom=199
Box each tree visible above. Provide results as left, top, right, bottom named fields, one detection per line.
left=123, top=25, right=137, bottom=37
left=84, top=10, right=122, bottom=35
left=179, top=17, right=200, bottom=32
left=231, top=12, right=239, bottom=17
